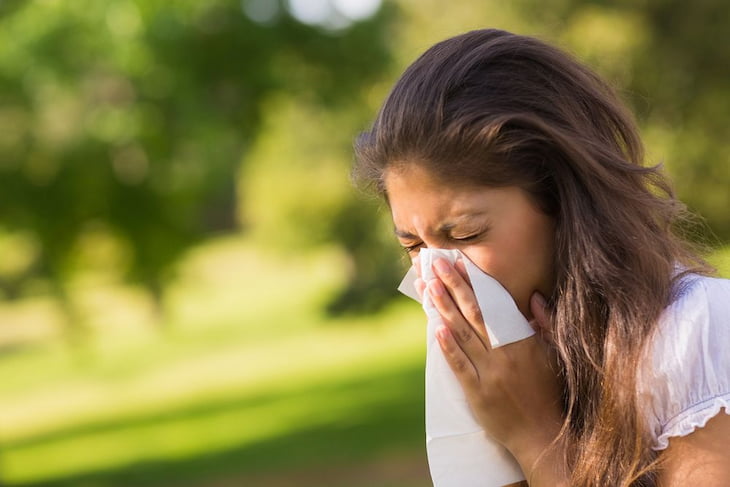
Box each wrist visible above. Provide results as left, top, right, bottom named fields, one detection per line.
left=508, top=422, right=569, bottom=487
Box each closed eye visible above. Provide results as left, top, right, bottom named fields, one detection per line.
left=451, top=224, right=490, bottom=243
left=452, top=232, right=482, bottom=242
left=402, top=243, right=423, bottom=254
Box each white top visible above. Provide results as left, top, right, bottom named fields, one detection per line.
left=638, top=274, right=730, bottom=450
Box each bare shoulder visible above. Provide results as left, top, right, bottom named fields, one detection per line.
left=658, top=410, right=730, bottom=485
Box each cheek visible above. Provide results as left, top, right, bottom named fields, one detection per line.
left=467, top=233, right=535, bottom=280
left=464, top=231, right=553, bottom=318
left=462, top=245, right=521, bottom=295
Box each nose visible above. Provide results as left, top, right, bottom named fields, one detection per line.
left=420, top=237, right=455, bottom=251
left=410, top=240, right=456, bottom=267
left=413, top=240, right=477, bottom=270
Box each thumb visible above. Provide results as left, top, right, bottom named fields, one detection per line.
left=529, top=291, right=555, bottom=346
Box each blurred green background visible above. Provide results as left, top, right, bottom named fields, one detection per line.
left=0, top=1, right=728, bottom=486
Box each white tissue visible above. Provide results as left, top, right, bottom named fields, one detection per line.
left=398, top=248, right=535, bottom=486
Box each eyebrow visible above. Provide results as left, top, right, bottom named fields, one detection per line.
left=394, top=228, right=417, bottom=239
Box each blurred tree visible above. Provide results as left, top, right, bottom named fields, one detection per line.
left=0, top=0, right=394, bottom=325
left=514, top=0, right=730, bottom=237
left=632, top=0, right=730, bottom=239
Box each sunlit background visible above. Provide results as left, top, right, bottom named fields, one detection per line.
left=0, top=1, right=729, bottom=486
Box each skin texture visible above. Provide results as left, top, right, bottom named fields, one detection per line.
left=657, top=412, right=730, bottom=485
left=384, top=163, right=730, bottom=486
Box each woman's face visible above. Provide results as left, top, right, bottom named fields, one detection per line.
left=385, top=163, right=556, bottom=319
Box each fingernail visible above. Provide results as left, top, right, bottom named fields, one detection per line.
left=434, top=258, right=450, bottom=275
left=532, top=292, right=546, bottom=307
left=428, top=279, right=444, bottom=297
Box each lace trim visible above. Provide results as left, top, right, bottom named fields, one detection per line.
left=653, top=394, right=730, bottom=450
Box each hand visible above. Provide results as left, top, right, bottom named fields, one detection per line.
left=425, top=257, right=566, bottom=482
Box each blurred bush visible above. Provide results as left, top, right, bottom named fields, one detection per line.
left=0, top=0, right=397, bottom=324
left=546, top=0, right=730, bottom=239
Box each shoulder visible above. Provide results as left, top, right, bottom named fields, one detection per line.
left=658, top=274, right=730, bottom=366
left=659, top=275, right=730, bottom=373
left=639, top=274, right=730, bottom=450
left=657, top=411, right=730, bottom=484
left=671, top=273, right=730, bottom=317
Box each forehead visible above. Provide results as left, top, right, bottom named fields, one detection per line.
left=384, top=164, right=493, bottom=228
left=384, top=163, right=473, bottom=198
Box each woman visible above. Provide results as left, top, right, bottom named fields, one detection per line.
left=354, top=29, right=730, bottom=486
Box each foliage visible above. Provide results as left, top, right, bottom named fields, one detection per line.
left=0, top=0, right=394, bottom=311
left=516, top=0, right=730, bottom=237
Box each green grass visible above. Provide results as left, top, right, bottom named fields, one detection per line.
left=2, top=355, right=427, bottom=487
left=0, top=237, right=430, bottom=487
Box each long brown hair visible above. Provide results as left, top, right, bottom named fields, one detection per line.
left=354, top=29, right=710, bottom=486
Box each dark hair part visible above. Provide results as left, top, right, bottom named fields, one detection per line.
left=354, top=29, right=710, bottom=486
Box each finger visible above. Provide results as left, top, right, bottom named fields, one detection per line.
left=454, top=257, right=471, bottom=285
left=530, top=291, right=555, bottom=346
left=432, top=258, right=490, bottom=345
left=435, top=325, right=480, bottom=388
left=427, top=278, right=490, bottom=360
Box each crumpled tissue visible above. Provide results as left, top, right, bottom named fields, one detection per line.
left=398, top=248, right=535, bottom=486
